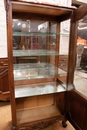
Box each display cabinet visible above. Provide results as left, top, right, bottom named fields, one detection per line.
left=6, top=0, right=80, bottom=130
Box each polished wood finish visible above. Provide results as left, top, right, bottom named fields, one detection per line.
left=0, top=58, right=10, bottom=100
left=7, top=1, right=73, bottom=128
left=0, top=69, right=8, bottom=92
left=16, top=94, right=54, bottom=110
left=16, top=105, right=61, bottom=124
left=66, top=90, right=87, bottom=130
left=7, top=0, right=17, bottom=126
left=16, top=56, right=38, bottom=63
left=14, top=78, right=56, bottom=86
left=55, top=92, right=66, bottom=114
left=0, top=91, right=10, bottom=101
left=74, top=4, right=87, bottom=21
left=13, top=12, right=57, bottom=22
left=0, top=100, right=75, bottom=130
left=8, top=1, right=73, bottom=129
left=65, top=8, right=87, bottom=130
left=67, top=13, right=78, bottom=85
left=12, top=1, right=73, bottom=16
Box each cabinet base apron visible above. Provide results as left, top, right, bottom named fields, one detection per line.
left=12, top=116, right=67, bottom=130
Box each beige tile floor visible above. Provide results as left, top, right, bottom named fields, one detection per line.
left=0, top=101, right=75, bottom=130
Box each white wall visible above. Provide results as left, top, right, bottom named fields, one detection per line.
left=0, top=0, right=7, bottom=58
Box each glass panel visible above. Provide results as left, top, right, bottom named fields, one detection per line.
left=12, top=19, right=69, bottom=96
left=14, top=63, right=57, bottom=80
left=74, top=15, right=87, bottom=97
left=58, top=20, right=70, bottom=83
left=13, top=19, right=58, bottom=81
left=13, top=20, right=68, bottom=57
left=13, top=50, right=60, bottom=57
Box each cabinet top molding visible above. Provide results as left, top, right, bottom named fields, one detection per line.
left=12, top=0, right=75, bottom=8
left=74, top=4, right=87, bottom=21
left=11, top=0, right=76, bottom=17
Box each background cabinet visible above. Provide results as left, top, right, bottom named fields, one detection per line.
left=0, top=58, right=10, bottom=100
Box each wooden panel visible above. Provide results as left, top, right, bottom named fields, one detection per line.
left=16, top=105, right=61, bottom=125
left=14, top=77, right=56, bottom=86
left=12, top=1, right=72, bottom=16
left=0, top=58, right=8, bottom=66
left=13, top=12, right=57, bottom=22
left=74, top=4, right=87, bottom=21
left=16, top=94, right=54, bottom=110
left=37, top=94, right=54, bottom=106
left=67, top=14, right=78, bottom=85
left=16, top=56, right=38, bottom=63
left=67, top=90, right=87, bottom=130
left=0, top=58, right=9, bottom=100
left=0, top=58, right=9, bottom=92
left=16, top=96, right=37, bottom=109
left=0, top=69, right=9, bottom=92
left=0, top=91, right=10, bottom=101
left=55, top=92, right=66, bottom=114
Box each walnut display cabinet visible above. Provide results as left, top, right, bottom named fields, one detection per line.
left=6, top=0, right=84, bottom=130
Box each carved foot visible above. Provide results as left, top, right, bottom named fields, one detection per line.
left=62, top=121, right=67, bottom=128
left=11, top=125, right=16, bottom=130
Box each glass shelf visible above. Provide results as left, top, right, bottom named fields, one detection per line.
left=13, top=31, right=69, bottom=37
left=13, top=50, right=68, bottom=57
left=14, top=63, right=57, bottom=80
left=14, top=62, right=55, bottom=69
left=15, top=82, right=66, bottom=98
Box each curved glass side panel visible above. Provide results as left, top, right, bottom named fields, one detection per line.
left=58, top=20, right=70, bottom=83
left=74, top=14, right=87, bottom=98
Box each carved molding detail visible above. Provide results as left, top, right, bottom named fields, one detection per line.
left=17, top=116, right=66, bottom=130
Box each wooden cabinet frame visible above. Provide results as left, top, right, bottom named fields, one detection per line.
left=6, top=0, right=87, bottom=130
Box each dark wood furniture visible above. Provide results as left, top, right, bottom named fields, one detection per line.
left=66, top=90, right=87, bottom=130
left=0, top=58, right=10, bottom=100
left=6, top=0, right=87, bottom=130
left=80, top=47, right=87, bottom=70
left=16, top=56, right=38, bottom=63
left=66, top=5, right=87, bottom=130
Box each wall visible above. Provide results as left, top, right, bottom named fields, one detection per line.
left=0, top=0, right=7, bottom=58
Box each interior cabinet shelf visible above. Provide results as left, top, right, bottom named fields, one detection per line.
left=13, top=50, right=68, bottom=57
left=15, top=82, right=66, bottom=98
left=13, top=31, right=69, bottom=36
left=14, top=63, right=55, bottom=69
